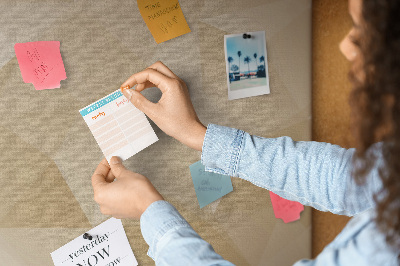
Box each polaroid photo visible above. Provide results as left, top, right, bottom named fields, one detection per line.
left=224, top=31, right=270, bottom=100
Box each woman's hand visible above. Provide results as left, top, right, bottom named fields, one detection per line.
left=91, top=157, right=164, bottom=219
left=120, top=61, right=206, bottom=151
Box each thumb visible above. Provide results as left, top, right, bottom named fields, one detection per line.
left=92, top=158, right=110, bottom=190
left=123, top=89, right=156, bottom=116
left=109, top=156, right=128, bottom=178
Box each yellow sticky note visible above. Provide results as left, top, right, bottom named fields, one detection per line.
left=137, top=0, right=191, bottom=44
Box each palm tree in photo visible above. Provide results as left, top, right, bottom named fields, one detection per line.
left=244, top=56, right=251, bottom=78
left=253, top=53, right=258, bottom=70
left=237, top=51, right=242, bottom=78
left=227, top=56, right=233, bottom=73
left=231, top=64, right=239, bottom=73
left=260, top=55, right=265, bottom=71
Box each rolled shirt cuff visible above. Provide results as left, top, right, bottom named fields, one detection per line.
left=201, top=124, right=245, bottom=176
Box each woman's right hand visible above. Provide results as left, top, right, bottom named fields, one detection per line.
left=120, top=61, right=206, bottom=151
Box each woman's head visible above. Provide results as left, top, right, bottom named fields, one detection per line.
left=341, top=0, right=400, bottom=250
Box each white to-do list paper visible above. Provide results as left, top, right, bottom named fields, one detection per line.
left=79, top=90, right=158, bottom=162
left=51, top=218, right=138, bottom=266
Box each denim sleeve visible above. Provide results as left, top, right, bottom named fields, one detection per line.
left=140, top=200, right=235, bottom=265
left=201, top=124, right=381, bottom=216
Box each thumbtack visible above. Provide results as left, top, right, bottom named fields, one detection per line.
left=243, top=33, right=252, bottom=39
left=83, top=233, right=93, bottom=240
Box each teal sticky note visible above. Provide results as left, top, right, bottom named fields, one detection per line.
left=189, top=161, right=233, bottom=208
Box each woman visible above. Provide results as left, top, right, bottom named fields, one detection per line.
left=90, top=0, right=400, bottom=264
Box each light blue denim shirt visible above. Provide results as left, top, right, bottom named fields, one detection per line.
left=140, top=124, right=399, bottom=265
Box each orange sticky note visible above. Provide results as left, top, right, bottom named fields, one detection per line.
left=14, top=41, right=66, bottom=90
left=269, top=191, right=304, bottom=223
left=137, top=0, right=191, bottom=44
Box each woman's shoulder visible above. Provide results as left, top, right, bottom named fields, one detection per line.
left=321, top=209, right=399, bottom=265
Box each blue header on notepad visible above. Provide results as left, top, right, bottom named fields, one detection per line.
left=80, top=91, right=123, bottom=116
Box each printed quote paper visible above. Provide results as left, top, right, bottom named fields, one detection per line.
left=51, top=218, right=138, bottom=266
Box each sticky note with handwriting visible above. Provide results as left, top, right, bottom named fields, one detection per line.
left=269, top=191, right=304, bottom=223
left=51, top=218, right=138, bottom=266
left=137, top=0, right=191, bottom=44
left=14, top=41, right=67, bottom=90
left=79, top=90, right=158, bottom=162
left=189, top=161, right=233, bottom=208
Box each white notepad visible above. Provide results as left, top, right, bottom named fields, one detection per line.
left=79, top=90, right=158, bottom=162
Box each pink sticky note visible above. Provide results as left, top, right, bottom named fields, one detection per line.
left=269, top=191, right=304, bottom=223
left=14, top=41, right=67, bottom=90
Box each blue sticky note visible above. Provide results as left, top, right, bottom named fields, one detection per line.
left=189, top=161, right=233, bottom=208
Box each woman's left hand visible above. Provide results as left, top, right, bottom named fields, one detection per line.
left=91, top=156, right=164, bottom=219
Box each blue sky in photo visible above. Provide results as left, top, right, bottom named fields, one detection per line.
left=226, top=32, right=266, bottom=73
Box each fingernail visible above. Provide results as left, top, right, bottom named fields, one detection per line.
left=125, top=89, right=133, bottom=100
left=120, top=85, right=130, bottom=92
left=110, top=156, right=121, bottom=165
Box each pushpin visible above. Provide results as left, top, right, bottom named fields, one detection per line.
left=242, top=33, right=252, bottom=39
left=83, top=233, right=93, bottom=240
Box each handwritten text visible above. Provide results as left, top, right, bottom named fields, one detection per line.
left=92, top=112, right=105, bottom=120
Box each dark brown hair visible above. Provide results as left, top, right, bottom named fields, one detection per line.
left=350, top=0, right=400, bottom=251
